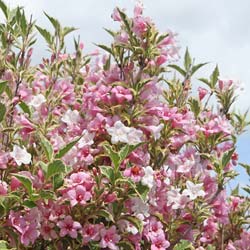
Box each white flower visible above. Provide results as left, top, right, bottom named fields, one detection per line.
left=78, top=130, right=95, bottom=148
left=126, top=222, right=138, bottom=235
left=147, top=123, right=164, bottom=140
left=106, top=120, right=143, bottom=145
left=29, top=94, right=46, bottom=108
left=126, top=127, right=143, bottom=145
left=61, top=110, right=80, bottom=126
left=182, top=181, right=206, bottom=200
left=10, top=145, right=31, bottom=166
left=131, top=197, right=150, bottom=219
left=177, top=158, right=195, bottom=173
left=141, top=166, right=154, bottom=188
left=166, top=188, right=189, bottom=209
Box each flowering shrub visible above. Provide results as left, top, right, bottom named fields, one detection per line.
left=0, top=1, right=249, bottom=249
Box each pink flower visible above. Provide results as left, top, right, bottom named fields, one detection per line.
left=198, top=87, right=208, bottom=100
left=21, top=223, right=40, bottom=246
left=230, top=196, right=244, bottom=211
left=57, top=216, right=82, bottom=238
left=151, top=233, right=170, bottom=250
left=40, top=221, right=57, bottom=240
left=67, top=185, right=92, bottom=207
left=82, top=224, right=102, bottom=244
left=111, top=7, right=122, bottom=21
left=0, top=151, right=9, bottom=169
left=100, top=226, right=121, bottom=250
left=111, top=86, right=133, bottom=104
left=134, top=1, right=143, bottom=17
left=124, top=165, right=144, bottom=182
left=0, top=180, right=8, bottom=195
left=155, top=55, right=167, bottom=66
left=133, top=16, right=148, bottom=36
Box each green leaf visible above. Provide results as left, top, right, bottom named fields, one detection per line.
left=0, top=0, right=8, bottom=18
left=222, top=148, right=235, bottom=168
left=100, top=166, right=115, bottom=184
left=210, top=65, right=219, bottom=88
left=95, top=209, right=114, bottom=222
left=0, top=81, right=7, bottom=95
left=0, top=240, right=9, bottom=250
left=188, top=98, right=201, bottom=118
left=198, top=78, right=210, bottom=87
left=52, top=173, right=64, bottom=190
left=47, top=160, right=66, bottom=179
left=231, top=184, right=239, bottom=196
left=39, top=133, right=53, bottom=161
left=23, top=199, right=36, bottom=208
left=136, top=182, right=149, bottom=201
left=0, top=103, right=6, bottom=122
left=63, top=26, right=76, bottom=36
left=44, top=12, right=60, bottom=32
left=119, top=143, right=142, bottom=162
left=184, top=48, right=192, bottom=71
left=173, top=240, right=194, bottom=250
left=13, top=174, right=33, bottom=195
left=191, top=63, right=208, bottom=76
left=103, top=144, right=120, bottom=170
left=55, top=137, right=80, bottom=159
left=39, top=190, right=55, bottom=200
left=103, top=28, right=116, bottom=37
left=19, top=101, right=31, bottom=117
left=168, top=64, right=186, bottom=76
left=39, top=161, right=48, bottom=175
left=35, top=25, right=52, bottom=45
left=96, top=44, right=113, bottom=55
left=118, top=241, right=135, bottom=250
left=121, top=215, right=143, bottom=233
left=239, top=163, right=250, bottom=175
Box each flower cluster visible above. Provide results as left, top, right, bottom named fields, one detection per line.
left=0, top=1, right=249, bottom=249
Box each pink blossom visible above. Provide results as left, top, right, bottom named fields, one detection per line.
left=124, top=165, right=145, bottom=182
left=111, top=86, right=133, bottom=104
left=133, top=16, right=148, bottom=36
left=111, top=7, right=122, bottom=21
left=40, top=221, right=57, bottom=240
left=0, top=180, right=8, bottom=195
left=151, top=233, right=170, bottom=250
left=198, top=87, right=208, bottom=100
left=66, top=185, right=92, bottom=207
left=20, top=222, right=40, bottom=246
left=100, top=226, right=121, bottom=250
left=82, top=224, right=102, bottom=244
left=57, top=216, right=82, bottom=238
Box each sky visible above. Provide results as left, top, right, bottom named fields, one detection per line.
left=4, top=0, right=250, bottom=190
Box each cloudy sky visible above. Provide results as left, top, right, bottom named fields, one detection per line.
left=4, top=0, right=250, bottom=188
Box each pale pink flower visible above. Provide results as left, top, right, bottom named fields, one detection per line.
left=10, top=145, right=31, bottom=166
left=82, top=224, right=101, bottom=244
left=61, top=109, right=80, bottom=126
left=151, top=233, right=170, bottom=250
left=100, top=226, right=121, bottom=250
left=20, top=223, right=40, bottom=246
left=198, top=87, right=208, bottom=100
left=67, top=185, right=92, bottom=207
left=167, top=188, right=190, bottom=209
left=182, top=181, right=205, bottom=200
left=57, top=216, right=82, bottom=238
left=40, top=221, right=57, bottom=240
left=29, top=93, right=46, bottom=108
left=124, top=165, right=144, bottom=182
left=0, top=180, right=8, bottom=195
left=141, top=166, right=154, bottom=188
left=111, top=86, right=133, bottom=104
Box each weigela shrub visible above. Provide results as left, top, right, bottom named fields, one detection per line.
left=0, top=1, right=249, bottom=249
